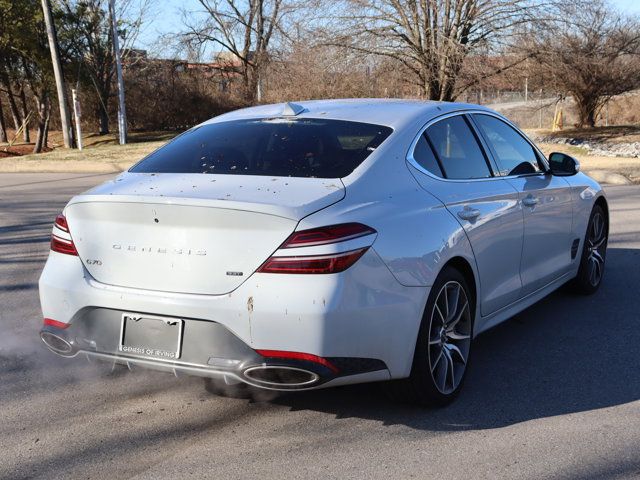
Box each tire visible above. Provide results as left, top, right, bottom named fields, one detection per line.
left=571, top=204, right=608, bottom=295
left=387, top=265, right=474, bottom=407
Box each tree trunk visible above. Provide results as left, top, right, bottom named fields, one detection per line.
left=43, top=109, right=50, bottom=147
left=576, top=95, right=598, bottom=128
left=18, top=84, right=30, bottom=142
left=34, top=120, right=45, bottom=153
left=33, top=92, right=50, bottom=154
left=0, top=97, right=7, bottom=143
left=241, top=62, right=257, bottom=104
left=1, top=78, right=22, bottom=133
left=43, top=103, right=51, bottom=150
left=439, top=72, right=458, bottom=102
left=93, top=74, right=112, bottom=135
left=428, top=79, right=441, bottom=101
left=98, top=104, right=109, bottom=135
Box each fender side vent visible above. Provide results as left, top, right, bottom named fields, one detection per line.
left=571, top=238, right=580, bottom=259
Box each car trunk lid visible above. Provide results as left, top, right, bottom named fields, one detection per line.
left=65, top=173, right=344, bottom=295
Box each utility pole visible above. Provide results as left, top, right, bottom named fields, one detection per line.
left=109, top=0, right=127, bottom=145
left=71, top=88, right=83, bottom=150
left=41, top=0, right=72, bottom=148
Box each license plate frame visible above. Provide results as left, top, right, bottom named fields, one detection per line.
left=118, top=313, right=183, bottom=361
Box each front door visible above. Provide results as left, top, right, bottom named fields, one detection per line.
left=470, top=113, right=573, bottom=296
left=507, top=174, right=574, bottom=294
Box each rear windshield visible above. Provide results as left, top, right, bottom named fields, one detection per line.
left=130, top=118, right=393, bottom=178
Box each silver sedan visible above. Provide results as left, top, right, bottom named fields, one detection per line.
left=38, top=99, right=608, bottom=406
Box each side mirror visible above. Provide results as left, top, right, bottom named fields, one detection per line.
left=548, top=152, right=580, bottom=176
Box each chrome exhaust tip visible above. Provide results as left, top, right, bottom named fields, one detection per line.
left=40, top=331, right=74, bottom=356
left=243, top=365, right=320, bottom=388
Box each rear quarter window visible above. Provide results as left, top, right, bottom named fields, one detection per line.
left=130, top=119, right=393, bottom=179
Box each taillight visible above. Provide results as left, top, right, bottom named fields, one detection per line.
left=54, top=214, right=70, bottom=232
left=258, top=248, right=368, bottom=274
left=282, top=223, right=376, bottom=248
left=51, top=213, right=78, bottom=256
left=257, top=223, right=376, bottom=274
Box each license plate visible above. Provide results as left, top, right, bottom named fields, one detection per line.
left=119, top=314, right=183, bottom=360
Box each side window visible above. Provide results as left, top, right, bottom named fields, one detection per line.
left=412, top=134, right=443, bottom=177
left=425, top=116, right=492, bottom=179
left=472, top=114, right=542, bottom=176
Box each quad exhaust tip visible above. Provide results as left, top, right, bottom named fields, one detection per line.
left=40, top=331, right=74, bottom=356
left=244, top=365, right=320, bottom=388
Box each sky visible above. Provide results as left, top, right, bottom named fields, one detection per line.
left=135, top=0, right=640, bottom=55
left=614, top=0, right=640, bottom=13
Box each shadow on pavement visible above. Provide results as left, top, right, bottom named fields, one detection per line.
left=1, top=240, right=638, bottom=477
left=273, top=247, right=640, bottom=430
left=3, top=248, right=638, bottom=433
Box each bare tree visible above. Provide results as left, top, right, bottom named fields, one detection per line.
left=0, top=68, right=23, bottom=136
left=0, top=5, right=32, bottom=142
left=529, top=1, right=640, bottom=128
left=59, top=0, right=149, bottom=134
left=329, top=0, right=540, bottom=101
left=0, top=0, right=57, bottom=152
left=182, top=0, right=288, bottom=103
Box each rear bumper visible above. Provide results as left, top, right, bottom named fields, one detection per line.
left=39, top=313, right=388, bottom=390
left=39, top=248, right=429, bottom=386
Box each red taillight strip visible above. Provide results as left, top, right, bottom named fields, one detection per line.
left=50, top=213, right=78, bottom=256
left=43, top=318, right=71, bottom=329
left=282, top=223, right=376, bottom=248
left=54, top=214, right=70, bottom=233
left=256, top=350, right=339, bottom=373
left=257, top=247, right=368, bottom=274
left=51, top=234, right=78, bottom=256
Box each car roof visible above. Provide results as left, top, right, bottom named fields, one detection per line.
left=205, top=98, right=496, bottom=130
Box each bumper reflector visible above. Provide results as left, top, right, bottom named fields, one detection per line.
left=43, top=318, right=71, bottom=329
left=256, top=349, right=339, bottom=373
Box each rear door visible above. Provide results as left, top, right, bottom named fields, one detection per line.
left=409, top=113, right=524, bottom=316
left=470, top=113, right=574, bottom=295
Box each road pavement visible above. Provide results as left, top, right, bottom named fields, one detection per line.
left=1, top=173, right=639, bottom=480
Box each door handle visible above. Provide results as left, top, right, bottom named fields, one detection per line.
left=457, top=207, right=481, bottom=221
left=522, top=196, right=539, bottom=207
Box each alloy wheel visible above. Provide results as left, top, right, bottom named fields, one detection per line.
left=586, top=211, right=607, bottom=287
left=427, top=281, right=472, bottom=395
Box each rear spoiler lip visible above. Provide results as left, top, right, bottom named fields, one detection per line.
left=67, top=186, right=346, bottom=222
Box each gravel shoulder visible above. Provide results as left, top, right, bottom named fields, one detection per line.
left=536, top=142, right=640, bottom=185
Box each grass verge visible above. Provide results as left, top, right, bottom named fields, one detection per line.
left=0, top=131, right=175, bottom=173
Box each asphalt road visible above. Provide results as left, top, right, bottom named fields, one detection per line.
left=1, top=173, right=639, bottom=480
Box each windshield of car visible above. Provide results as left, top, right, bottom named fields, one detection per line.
left=130, top=118, right=393, bottom=178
